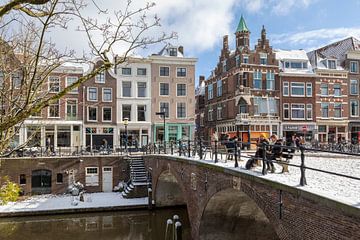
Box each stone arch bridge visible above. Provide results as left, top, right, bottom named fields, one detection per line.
left=143, top=155, right=360, bottom=240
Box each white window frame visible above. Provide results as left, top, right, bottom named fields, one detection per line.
left=66, top=98, right=78, bottom=119
left=283, top=82, right=289, bottom=96
left=333, top=83, right=342, bottom=97
left=350, top=61, right=358, bottom=73
left=328, top=59, right=336, bottom=69
left=95, top=72, right=105, bottom=83
left=260, top=53, right=267, bottom=65
left=137, top=82, right=147, bottom=97
left=320, top=83, right=329, bottom=96
left=176, top=83, right=187, bottom=97
left=159, top=66, right=170, bottom=77
left=306, top=83, right=312, bottom=97
left=102, top=107, right=112, bottom=122
left=48, top=76, right=60, bottom=93
left=350, top=99, right=359, bottom=117
left=176, top=67, right=187, bottom=77
left=66, top=76, right=79, bottom=93
left=48, top=99, right=60, bottom=118
left=122, top=81, right=132, bottom=97
left=217, top=80, right=222, bottom=97
left=87, top=106, right=98, bottom=122
left=217, top=105, right=222, bottom=120
left=333, top=103, right=342, bottom=118
left=85, top=167, right=99, bottom=186
left=306, top=104, right=313, bottom=120
left=291, top=103, right=305, bottom=120
left=87, top=87, right=98, bottom=101
left=121, top=67, right=132, bottom=76
left=283, top=103, right=290, bottom=120
left=321, top=103, right=329, bottom=118
left=159, top=82, right=170, bottom=96
left=159, top=102, right=170, bottom=119
left=208, top=106, right=213, bottom=121
left=102, top=88, right=112, bottom=102
left=350, top=79, right=358, bottom=95
left=208, top=84, right=213, bottom=100
left=242, top=54, right=249, bottom=64
left=290, top=82, right=305, bottom=97
left=176, top=102, right=186, bottom=119
left=137, top=105, right=146, bottom=122
left=253, top=71, right=262, bottom=89
left=266, top=72, right=275, bottom=90
left=137, top=68, right=147, bottom=76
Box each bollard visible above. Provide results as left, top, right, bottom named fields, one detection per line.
left=171, top=141, right=174, bottom=155
left=158, top=143, right=161, bottom=154
left=300, top=146, right=307, bottom=186
left=173, top=214, right=180, bottom=239
left=214, top=140, right=218, bottom=163
left=262, top=142, right=267, bottom=175
left=188, top=139, right=191, bottom=158
left=179, top=140, right=182, bottom=156
left=148, top=188, right=152, bottom=210
left=175, top=221, right=182, bottom=240
left=234, top=140, right=238, bottom=167
left=165, top=219, right=174, bottom=240
left=199, top=138, right=203, bottom=160
left=164, top=141, right=166, bottom=154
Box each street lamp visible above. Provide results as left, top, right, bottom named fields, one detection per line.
left=123, top=118, right=129, bottom=154
left=155, top=110, right=166, bottom=153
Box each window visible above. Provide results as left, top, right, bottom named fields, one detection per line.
left=334, top=103, right=342, bottom=118
left=328, top=60, right=336, bottom=69
left=49, top=100, right=60, bottom=118
left=306, top=104, right=312, bottom=120
left=266, top=72, right=275, bottom=90
left=160, top=83, right=169, bottom=95
left=350, top=100, right=359, bottom=117
left=321, top=103, right=329, bottom=118
left=320, top=83, right=328, bottom=96
left=20, top=174, right=26, bottom=185
left=350, top=79, right=358, bottom=95
left=291, top=104, right=305, bottom=119
left=283, top=103, right=289, bottom=119
left=122, top=81, right=131, bottom=97
left=88, top=107, right=97, bottom=121
left=283, top=82, right=289, bottom=96
left=350, top=100, right=359, bottom=116
left=137, top=82, right=146, bottom=97
left=350, top=61, right=358, bottom=73
left=137, top=105, right=146, bottom=121
left=243, top=55, right=249, bottom=64
left=217, top=80, right=222, bottom=96
left=95, top=72, right=105, bottom=83
left=88, top=87, right=98, bottom=101
left=306, top=83, right=312, bottom=97
left=260, top=53, right=267, bottom=65
left=85, top=167, right=99, bottom=186
left=66, top=99, right=77, bottom=119
left=217, top=104, right=222, bottom=120
left=49, top=76, right=60, bottom=92
left=236, top=55, right=240, bottom=67
left=137, top=68, right=147, bottom=76
left=122, top=68, right=131, bottom=75
left=253, top=71, right=262, bottom=89
left=291, top=82, right=305, bottom=96
left=122, top=105, right=131, bottom=121
left=103, top=107, right=112, bottom=121
left=208, top=106, right=213, bottom=121
left=334, top=84, right=341, bottom=97
left=177, top=84, right=186, bottom=96
left=66, top=76, right=78, bottom=93
left=56, top=173, right=63, bottom=184
left=160, top=66, right=170, bottom=76
left=103, top=88, right=112, bottom=102
left=177, top=102, right=186, bottom=118
left=160, top=102, right=169, bottom=118
left=253, top=97, right=260, bottom=116
left=11, top=72, right=22, bottom=89
left=0, top=71, right=4, bottom=88
left=177, top=68, right=186, bottom=77
left=169, top=48, right=177, bottom=56
left=222, top=60, right=227, bottom=72
left=208, top=84, right=213, bottom=99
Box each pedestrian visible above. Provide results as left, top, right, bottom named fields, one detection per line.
left=46, top=137, right=51, bottom=154
left=267, top=134, right=280, bottom=173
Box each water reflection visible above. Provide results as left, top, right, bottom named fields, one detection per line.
left=0, top=208, right=190, bottom=240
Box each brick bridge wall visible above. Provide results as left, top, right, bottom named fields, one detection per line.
left=143, top=155, right=360, bottom=240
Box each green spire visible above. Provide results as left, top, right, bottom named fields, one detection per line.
left=236, top=15, right=249, bottom=33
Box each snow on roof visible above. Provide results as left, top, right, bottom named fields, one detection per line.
left=275, top=49, right=309, bottom=61
left=156, top=43, right=184, bottom=57
left=196, top=80, right=206, bottom=96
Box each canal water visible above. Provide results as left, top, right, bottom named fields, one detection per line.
left=0, top=207, right=191, bottom=240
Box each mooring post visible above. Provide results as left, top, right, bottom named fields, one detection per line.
left=300, top=146, right=307, bottom=186
left=179, top=140, right=182, bottom=156
left=187, top=139, right=191, bottom=158
left=214, top=140, right=218, bottom=163
left=148, top=188, right=152, bottom=210
left=165, top=219, right=174, bottom=240
left=234, top=140, right=238, bottom=167
left=171, top=141, right=174, bottom=155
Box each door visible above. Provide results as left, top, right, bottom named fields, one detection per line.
left=32, top=169, right=52, bottom=194
left=73, top=131, right=80, bottom=147
left=102, top=167, right=113, bottom=192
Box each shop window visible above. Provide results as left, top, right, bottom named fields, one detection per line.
left=57, top=126, right=71, bottom=147
left=56, top=173, right=63, bottom=184
left=20, top=174, right=26, bottom=185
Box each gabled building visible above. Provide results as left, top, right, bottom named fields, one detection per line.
left=195, top=76, right=206, bottom=140
left=204, top=16, right=280, bottom=145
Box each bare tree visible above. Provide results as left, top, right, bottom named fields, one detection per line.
left=0, top=0, right=175, bottom=154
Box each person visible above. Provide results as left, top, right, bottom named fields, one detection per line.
left=225, top=137, right=235, bottom=160
left=102, top=139, right=108, bottom=151
left=45, top=137, right=51, bottom=154
left=267, top=134, right=280, bottom=173
left=246, top=134, right=268, bottom=170
left=134, top=137, right=139, bottom=151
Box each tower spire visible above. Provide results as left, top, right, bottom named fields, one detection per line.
left=236, top=15, right=250, bottom=33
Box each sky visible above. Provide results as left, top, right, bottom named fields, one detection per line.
left=40, top=0, right=360, bottom=84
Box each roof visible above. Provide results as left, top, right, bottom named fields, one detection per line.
left=155, top=43, right=184, bottom=57
left=236, top=15, right=249, bottom=33
left=275, top=49, right=309, bottom=61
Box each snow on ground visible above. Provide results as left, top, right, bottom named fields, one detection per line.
left=168, top=152, right=360, bottom=208
left=0, top=192, right=147, bottom=213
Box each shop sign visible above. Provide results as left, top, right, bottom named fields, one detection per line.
left=283, top=125, right=315, bottom=131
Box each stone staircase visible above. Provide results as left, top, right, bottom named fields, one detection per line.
left=122, top=156, right=149, bottom=198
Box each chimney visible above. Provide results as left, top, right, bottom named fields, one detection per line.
left=199, top=75, right=205, bottom=85
left=178, top=46, right=184, bottom=55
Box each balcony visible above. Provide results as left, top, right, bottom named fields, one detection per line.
left=236, top=86, right=251, bottom=95
left=236, top=113, right=279, bottom=125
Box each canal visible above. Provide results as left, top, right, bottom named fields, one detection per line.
left=0, top=207, right=190, bottom=240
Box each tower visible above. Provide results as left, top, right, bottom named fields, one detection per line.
left=235, top=15, right=250, bottom=48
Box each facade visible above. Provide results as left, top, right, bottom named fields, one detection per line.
left=195, top=76, right=206, bottom=140
left=204, top=17, right=280, bottom=145
left=276, top=50, right=316, bottom=141
left=82, top=60, right=117, bottom=149
left=116, top=57, right=152, bottom=147
left=150, top=44, right=197, bottom=142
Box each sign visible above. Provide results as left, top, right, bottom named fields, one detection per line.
left=283, top=125, right=315, bottom=131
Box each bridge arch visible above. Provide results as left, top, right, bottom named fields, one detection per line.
left=199, top=188, right=279, bottom=240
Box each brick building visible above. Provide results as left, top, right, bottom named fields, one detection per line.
left=195, top=76, right=206, bottom=140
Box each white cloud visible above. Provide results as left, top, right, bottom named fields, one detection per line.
left=270, top=27, right=360, bottom=50
left=242, top=0, right=264, bottom=13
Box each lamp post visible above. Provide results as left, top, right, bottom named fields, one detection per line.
left=123, top=118, right=129, bottom=154
left=155, top=110, right=166, bottom=153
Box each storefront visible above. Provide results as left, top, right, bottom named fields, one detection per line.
left=349, top=122, right=360, bottom=143
left=119, top=127, right=150, bottom=148
left=282, top=124, right=315, bottom=142
left=316, top=122, right=348, bottom=143
left=153, top=123, right=194, bottom=143
left=85, top=126, right=114, bottom=150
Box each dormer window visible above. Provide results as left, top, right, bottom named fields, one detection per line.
left=284, top=61, right=308, bottom=69
left=260, top=53, right=267, bottom=65
left=328, top=60, right=336, bottom=69
left=169, top=48, right=177, bottom=57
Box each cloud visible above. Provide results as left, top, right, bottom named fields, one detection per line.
left=270, top=27, right=360, bottom=50
left=271, top=0, right=314, bottom=15
left=242, top=0, right=264, bottom=13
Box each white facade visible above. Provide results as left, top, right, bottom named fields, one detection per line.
left=116, top=58, right=152, bottom=147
